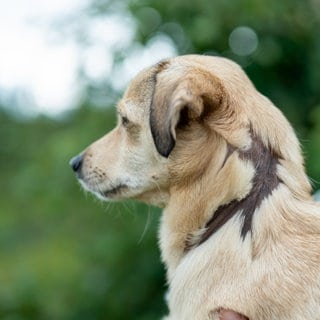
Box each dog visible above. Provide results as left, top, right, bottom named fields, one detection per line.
left=70, top=55, right=320, bottom=320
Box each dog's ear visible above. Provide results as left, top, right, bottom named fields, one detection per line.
left=150, top=68, right=225, bottom=157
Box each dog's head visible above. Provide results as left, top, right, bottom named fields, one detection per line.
left=70, top=55, right=311, bottom=207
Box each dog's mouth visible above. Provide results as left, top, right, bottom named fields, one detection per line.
left=78, top=177, right=129, bottom=200
left=102, top=184, right=128, bottom=197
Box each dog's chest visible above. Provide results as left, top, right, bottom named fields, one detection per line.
left=165, top=227, right=253, bottom=319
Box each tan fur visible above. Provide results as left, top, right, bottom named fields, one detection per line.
left=72, top=55, right=320, bottom=320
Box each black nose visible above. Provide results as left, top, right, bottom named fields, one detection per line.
left=69, top=154, right=83, bottom=173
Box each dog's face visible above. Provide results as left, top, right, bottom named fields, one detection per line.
left=70, top=55, right=311, bottom=207
left=70, top=62, right=173, bottom=206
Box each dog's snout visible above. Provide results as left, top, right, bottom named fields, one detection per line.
left=69, top=154, right=83, bottom=174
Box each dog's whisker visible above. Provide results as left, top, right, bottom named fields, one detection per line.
left=138, top=205, right=153, bottom=245
left=95, top=179, right=106, bottom=198
left=119, top=201, right=139, bottom=224
left=104, top=201, right=114, bottom=213
left=153, top=180, right=162, bottom=193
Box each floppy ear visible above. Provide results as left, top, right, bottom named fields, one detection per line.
left=150, top=68, right=225, bottom=157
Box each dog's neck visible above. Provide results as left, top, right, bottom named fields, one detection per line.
left=186, top=135, right=281, bottom=251
left=160, top=133, right=282, bottom=278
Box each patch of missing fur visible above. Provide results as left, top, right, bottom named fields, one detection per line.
left=186, top=132, right=281, bottom=251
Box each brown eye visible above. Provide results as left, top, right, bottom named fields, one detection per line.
left=121, top=116, right=129, bottom=127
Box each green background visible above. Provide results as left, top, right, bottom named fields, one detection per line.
left=1, top=0, right=320, bottom=319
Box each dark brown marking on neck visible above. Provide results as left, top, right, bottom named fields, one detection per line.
left=220, top=143, right=237, bottom=170
left=187, top=133, right=281, bottom=251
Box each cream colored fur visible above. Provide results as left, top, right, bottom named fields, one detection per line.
left=73, top=55, right=320, bottom=320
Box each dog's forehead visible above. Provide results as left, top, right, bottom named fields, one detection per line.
left=117, top=99, right=144, bottom=122
left=117, top=65, right=160, bottom=119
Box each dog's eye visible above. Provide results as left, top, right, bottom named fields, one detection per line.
left=121, top=116, right=129, bottom=127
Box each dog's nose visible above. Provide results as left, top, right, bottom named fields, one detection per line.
left=69, top=154, right=83, bottom=173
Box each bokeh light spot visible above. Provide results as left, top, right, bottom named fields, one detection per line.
left=229, top=26, right=258, bottom=56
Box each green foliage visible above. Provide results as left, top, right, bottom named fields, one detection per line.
left=1, top=0, right=320, bottom=319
